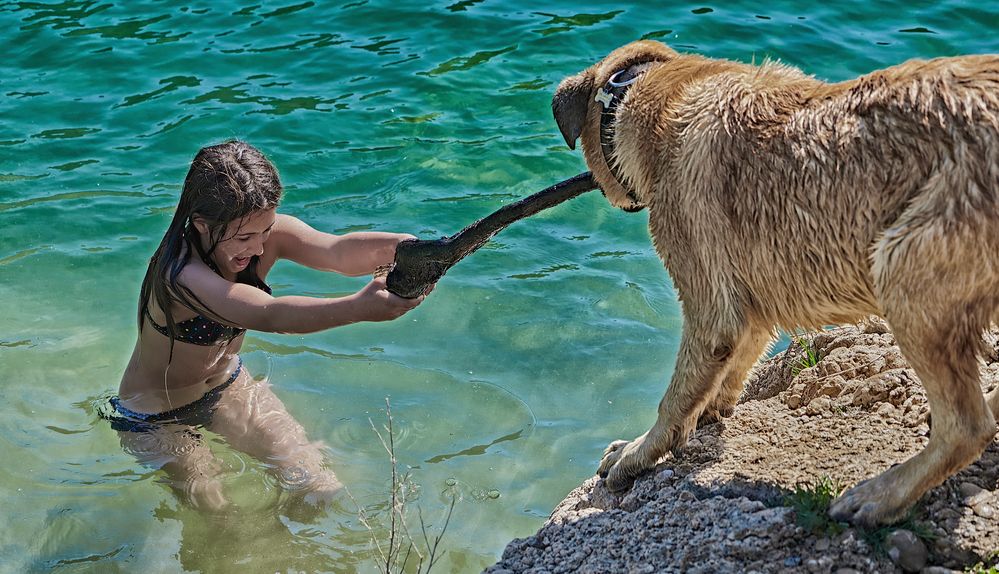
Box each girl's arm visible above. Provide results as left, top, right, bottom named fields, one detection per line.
left=177, top=261, right=422, bottom=334
left=270, top=214, right=413, bottom=276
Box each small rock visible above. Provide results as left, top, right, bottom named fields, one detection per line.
left=736, top=499, right=765, bottom=513
left=861, top=317, right=891, bottom=334
left=920, top=567, right=958, bottom=574
left=876, top=402, right=896, bottom=417
left=972, top=503, right=994, bottom=519
left=818, top=382, right=843, bottom=397
left=834, top=569, right=861, bottom=574
left=806, top=396, right=832, bottom=415
left=784, top=556, right=802, bottom=567
left=886, top=529, right=928, bottom=572
left=806, top=556, right=833, bottom=573
left=959, top=482, right=984, bottom=500
left=935, top=508, right=961, bottom=521
left=960, top=485, right=992, bottom=511
left=815, top=537, right=831, bottom=551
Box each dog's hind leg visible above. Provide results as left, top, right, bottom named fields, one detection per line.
left=698, top=326, right=771, bottom=426
left=598, top=307, right=755, bottom=492
left=830, top=220, right=998, bottom=526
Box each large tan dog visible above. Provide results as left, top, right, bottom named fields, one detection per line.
left=553, top=40, right=999, bottom=526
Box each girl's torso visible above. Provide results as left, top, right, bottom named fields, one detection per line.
left=117, top=240, right=279, bottom=415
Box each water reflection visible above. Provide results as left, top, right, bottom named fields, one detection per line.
left=425, top=429, right=524, bottom=463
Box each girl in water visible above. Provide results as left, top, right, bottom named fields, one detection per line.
left=108, top=140, right=428, bottom=511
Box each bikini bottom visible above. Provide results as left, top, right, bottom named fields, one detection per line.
left=105, top=358, right=242, bottom=433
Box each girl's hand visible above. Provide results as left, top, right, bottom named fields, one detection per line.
left=353, top=275, right=426, bottom=322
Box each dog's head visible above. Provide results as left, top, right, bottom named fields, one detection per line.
left=553, top=40, right=677, bottom=212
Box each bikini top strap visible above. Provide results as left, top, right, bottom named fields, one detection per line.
left=143, top=305, right=172, bottom=337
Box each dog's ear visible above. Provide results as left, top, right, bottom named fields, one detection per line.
left=552, top=73, right=594, bottom=150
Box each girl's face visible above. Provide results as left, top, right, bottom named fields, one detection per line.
left=194, top=208, right=277, bottom=277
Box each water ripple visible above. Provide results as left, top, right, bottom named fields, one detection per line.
left=421, top=45, right=517, bottom=76
left=64, top=14, right=190, bottom=44
left=220, top=32, right=346, bottom=54
left=352, top=36, right=407, bottom=55
left=115, top=75, right=201, bottom=109
left=531, top=10, right=623, bottom=36
left=0, top=246, right=52, bottom=266
left=182, top=83, right=351, bottom=115
left=0, top=190, right=147, bottom=213
left=31, top=127, right=101, bottom=140
left=138, top=114, right=195, bottom=138
left=242, top=339, right=370, bottom=361
left=49, top=159, right=99, bottom=171
left=446, top=0, right=485, bottom=12
left=260, top=2, right=315, bottom=19
left=10, top=1, right=112, bottom=32
left=0, top=172, right=47, bottom=182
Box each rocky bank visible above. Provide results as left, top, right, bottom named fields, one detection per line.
left=486, top=318, right=999, bottom=573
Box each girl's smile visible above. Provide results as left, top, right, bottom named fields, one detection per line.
left=233, top=256, right=251, bottom=270
left=194, top=208, right=277, bottom=278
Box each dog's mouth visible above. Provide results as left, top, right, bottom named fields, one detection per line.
left=600, top=187, right=646, bottom=212
left=597, top=63, right=659, bottom=213
left=620, top=202, right=646, bottom=213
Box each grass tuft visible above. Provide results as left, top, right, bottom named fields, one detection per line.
left=785, top=476, right=847, bottom=537
left=785, top=476, right=940, bottom=563
left=966, top=550, right=999, bottom=573
left=790, top=335, right=821, bottom=377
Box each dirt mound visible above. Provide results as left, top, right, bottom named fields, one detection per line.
left=487, top=319, right=999, bottom=573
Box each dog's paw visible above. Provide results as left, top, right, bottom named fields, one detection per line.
left=828, top=476, right=909, bottom=528
left=597, top=440, right=629, bottom=478
left=597, top=438, right=652, bottom=494
left=604, top=461, right=642, bottom=494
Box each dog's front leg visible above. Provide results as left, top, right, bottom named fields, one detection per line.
left=598, top=314, right=753, bottom=493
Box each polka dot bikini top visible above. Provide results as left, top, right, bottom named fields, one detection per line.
left=144, top=305, right=254, bottom=345
left=144, top=252, right=272, bottom=346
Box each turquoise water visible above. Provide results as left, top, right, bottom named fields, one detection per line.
left=2, top=1, right=997, bottom=572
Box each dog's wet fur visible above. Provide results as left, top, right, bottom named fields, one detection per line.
left=554, top=40, right=999, bottom=526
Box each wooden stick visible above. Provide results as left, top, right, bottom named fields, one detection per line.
left=386, top=172, right=599, bottom=298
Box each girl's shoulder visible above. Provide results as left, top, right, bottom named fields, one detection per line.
left=266, top=213, right=325, bottom=259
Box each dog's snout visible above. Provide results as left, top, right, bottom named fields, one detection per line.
left=553, top=73, right=594, bottom=151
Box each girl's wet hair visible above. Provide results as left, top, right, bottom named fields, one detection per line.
left=138, top=140, right=283, bottom=359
